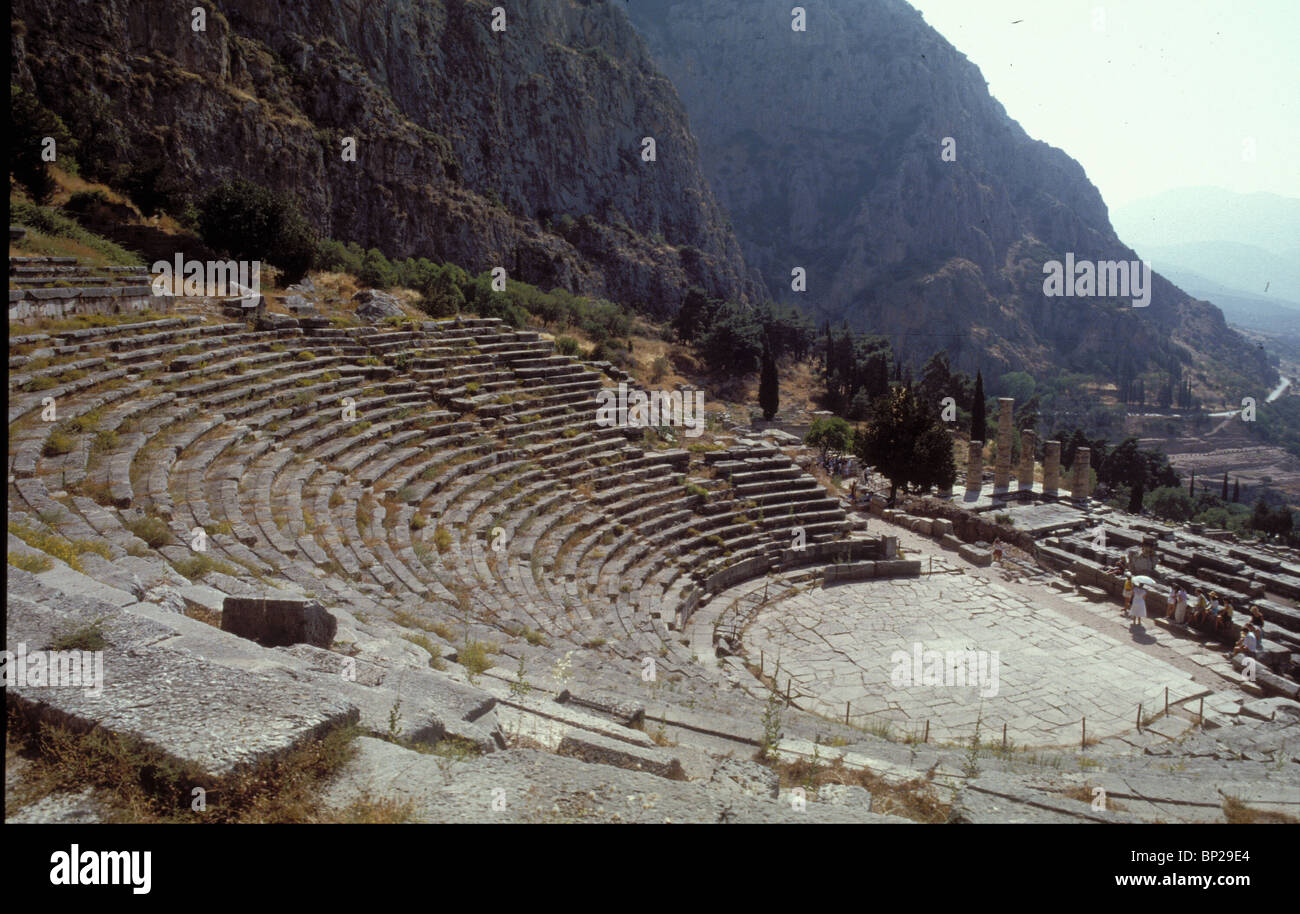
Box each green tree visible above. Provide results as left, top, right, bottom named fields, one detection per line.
left=698, top=301, right=763, bottom=375
left=358, top=248, right=396, bottom=289
left=853, top=386, right=957, bottom=504
left=804, top=416, right=853, bottom=461
left=970, top=371, right=987, bottom=443
left=1250, top=498, right=1271, bottom=537
left=10, top=86, right=77, bottom=204
left=1146, top=486, right=1196, bottom=522
left=673, top=287, right=715, bottom=343
left=758, top=345, right=779, bottom=421
left=419, top=267, right=466, bottom=317
left=918, top=351, right=974, bottom=418
left=1100, top=438, right=1150, bottom=513
left=196, top=178, right=317, bottom=283
left=821, top=326, right=892, bottom=415
left=999, top=371, right=1036, bottom=404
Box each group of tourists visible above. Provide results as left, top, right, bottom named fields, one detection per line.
left=821, top=454, right=852, bottom=478
left=1122, top=576, right=1267, bottom=660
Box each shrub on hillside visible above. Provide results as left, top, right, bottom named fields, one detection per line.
left=197, top=178, right=317, bottom=283
left=1145, top=486, right=1196, bottom=522
left=555, top=336, right=580, bottom=356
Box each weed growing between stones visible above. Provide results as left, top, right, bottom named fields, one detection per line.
left=46, top=617, right=109, bottom=652
left=331, top=794, right=415, bottom=823
left=1221, top=796, right=1298, bottom=824
left=170, top=553, right=240, bottom=581
left=962, top=713, right=983, bottom=779
left=758, top=691, right=783, bottom=762
left=8, top=551, right=53, bottom=573
left=123, top=514, right=170, bottom=548
left=459, top=641, right=493, bottom=682
left=387, top=699, right=403, bottom=740
left=767, top=752, right=952, bottom=823
left=509, top=655, right=532, bottom=697
left=1061, top=785, right=1128, bottom=811
left=8, top=519, right=111, bottom=572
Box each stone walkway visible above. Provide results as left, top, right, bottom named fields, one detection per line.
left=746, top=571, right=1206, bottom=748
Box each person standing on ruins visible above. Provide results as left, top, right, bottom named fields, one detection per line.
left=1173, top=586, right=1189, bottom=625
left=1122, top=575, right=1134, bottom=617
left=1130, top=581, right=1149, bottom=627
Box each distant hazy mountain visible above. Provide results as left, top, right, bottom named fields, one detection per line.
left=1112, top=188, right=1300, bottom=335
left=1139, top=240, right=1300, bottom=305
left=1112, top=188, right=1300, bottom=258
left=1150, top=263, right=1300, bottom=337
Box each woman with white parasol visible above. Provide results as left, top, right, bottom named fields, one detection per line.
left=1129, top=575, right=1157, bottom=627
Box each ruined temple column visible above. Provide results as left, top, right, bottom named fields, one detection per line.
left=1043, top=440, right=1061, bottom=495
left=966, top=440, right=984, bottom=493
left=1073, top=447, right=1092, bottom=500
left=1019, top=429, right=1036, bottom=492
left=993, top=398, right=1014, bottom=491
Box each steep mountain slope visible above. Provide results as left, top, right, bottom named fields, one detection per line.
left=10, top=0, right=762, bottom=314
left=624, top=0, right=1275, bottom=391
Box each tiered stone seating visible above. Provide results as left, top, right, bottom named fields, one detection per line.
left=7, top=309, right=879, bottom=700
left=8, top=256, right=154, bottom=321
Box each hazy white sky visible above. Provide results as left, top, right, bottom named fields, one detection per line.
left=906, top=0, right=1300, bottom=208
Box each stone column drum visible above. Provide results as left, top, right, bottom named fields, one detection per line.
left=1073, top=447, right=1092, bottom=500
left=1043, top=440, right=1061, bottom=495
left=1019, top=429, right=1036, bottom=491
left=993, top=398, right=1014, bottom=491
left=966, top=440, right=984, bottom=493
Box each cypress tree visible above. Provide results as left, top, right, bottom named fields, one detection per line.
left=758, top=345, right=779, bottom=421
left=1232, top=478, right=1240, bottom=502
left=1189, top=469, right=1195, bottom=496
left=971, top=370, right=987, bottom=443
left=1222, top=472, right=1229, bottom=501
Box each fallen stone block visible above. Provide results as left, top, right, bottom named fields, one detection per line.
left=221, top=596, right=338, bottom=648
left=556, top=729, right=686, bottom=780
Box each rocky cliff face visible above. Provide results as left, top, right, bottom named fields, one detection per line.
left=10, top=0, right=760, bottom=314
left=624, top=0, right=1274, bottom=389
